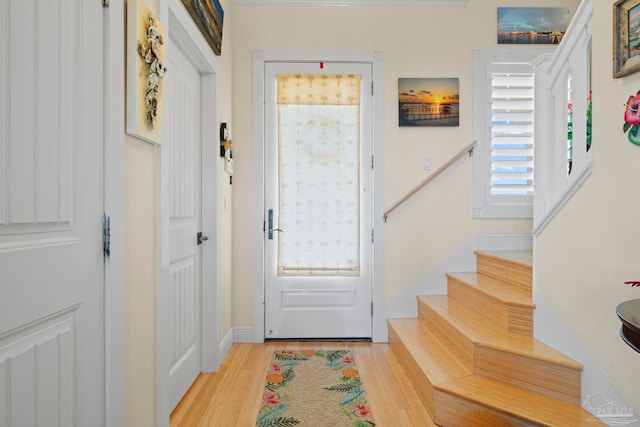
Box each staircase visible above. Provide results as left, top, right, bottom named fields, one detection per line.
left=388, top=251, right=604, bottom=426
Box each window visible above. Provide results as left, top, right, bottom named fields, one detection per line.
left=473, top=49, right=552, bottom=218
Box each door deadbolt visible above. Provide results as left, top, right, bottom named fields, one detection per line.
left=268, top=209, right=283, bottom=240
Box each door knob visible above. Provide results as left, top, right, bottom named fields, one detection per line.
left=197, top=232, right=209, bottom=245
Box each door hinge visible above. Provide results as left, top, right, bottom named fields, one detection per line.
left=371, top=228, right=374, bottom=243
left=103, top=214, right=111, bottom=257
left=371, top=81, right=374, bottom=96
left=371, top=302, right=374, bottom=316
left=371, top=154, right=374, bottom=170
left=103, top=0, right=109, bottom=7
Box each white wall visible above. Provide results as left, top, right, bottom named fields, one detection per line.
left=217, top=1, right=235, bottom=357
left=124, top=137, right=158, bottom=427
left=230, top=0, right=578, bottom=330
left=123, top=4, right=161, bottom=425
left=535, top=0, right=640, bottom=414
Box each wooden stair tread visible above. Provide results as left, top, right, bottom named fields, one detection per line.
left=420, top=295, right=583, bottom=370
left=436, top=375, right=605, bottom=426
left=475, top=250, right=533, bottom=268
left=389, top=249, right=597, bottom=424
left=389, top=318, right=471, bottom=384
left=446, top=271, right=535, bottom=308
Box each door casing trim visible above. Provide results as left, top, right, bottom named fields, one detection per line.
left=252, top=50, right=386, bottom=343
left=157, top=1, right=221, bottom=425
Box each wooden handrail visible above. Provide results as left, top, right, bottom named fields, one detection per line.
left=383, top=140, right=477, bottom=221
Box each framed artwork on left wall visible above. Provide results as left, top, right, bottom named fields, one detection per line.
left=126, top=0, right=167, bottom=144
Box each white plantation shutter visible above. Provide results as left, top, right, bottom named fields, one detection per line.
left=490, top=73, right=534, bottom=196
left=473, top=49, right=551, bottom=218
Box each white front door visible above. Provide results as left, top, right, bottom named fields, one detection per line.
left=0, top=1, right=104, bottom=425
left=165, top=36, right=203, bottom=411
left=264, top=62, right=373, bottom=339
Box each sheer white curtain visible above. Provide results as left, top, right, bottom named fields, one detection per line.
left=276, top=73, right=361, bottom=276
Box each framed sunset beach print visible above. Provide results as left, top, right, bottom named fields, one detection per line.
left=614, top=0, right=640, bottom=78
left=398, top=78, right=459, bottom=127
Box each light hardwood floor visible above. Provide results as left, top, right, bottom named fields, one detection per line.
left=170, top=342, right=436, bottom=426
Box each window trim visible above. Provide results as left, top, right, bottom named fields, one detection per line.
left=472, top=49, right=553, bottom=218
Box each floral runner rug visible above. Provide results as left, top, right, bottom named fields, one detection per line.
left=256, top=349, right=376, bottom=427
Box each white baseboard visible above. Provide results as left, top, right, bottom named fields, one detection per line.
left=233, top=327, right=254, bottom=343
left=384, top=234, right=532, bottom=319
left=218, top=328, right=234, bottom=364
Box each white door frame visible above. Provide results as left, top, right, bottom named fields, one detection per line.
left=158, top=1, right=221, bottom=425
left=252, top=50, right=386, bottom=343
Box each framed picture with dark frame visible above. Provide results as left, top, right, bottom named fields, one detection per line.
left=614, top=0, right=640, bottom=78
left=181, top=0, right=224, bottom=56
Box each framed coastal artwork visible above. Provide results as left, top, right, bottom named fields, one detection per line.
left=497, top=7, right=572, bottom=45
left=614, top=0, right=640, bottom=78
left=126, top=0, right=167, bottom=145
left=398, top=78, right=459, bottom=127
left=181, top=0, right=224, bottom=55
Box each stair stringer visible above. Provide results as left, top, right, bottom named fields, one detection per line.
left=533, top=289, right=633, bottom=417
left=384, top=234, right=532, bottom=320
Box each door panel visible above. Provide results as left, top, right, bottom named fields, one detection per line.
left=0, top=0, right=104, bottom=425
left=264, top=62, right=373, bottom=339
left=166, top=35, right=203, bottom=411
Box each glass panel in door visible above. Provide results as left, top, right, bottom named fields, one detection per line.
left=277, top=73, right=361, bottom=277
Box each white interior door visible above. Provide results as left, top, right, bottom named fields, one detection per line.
left=264, top=62, right=373, bottom=339
left=166, top=35, right=203, bottom=411
left=0, top=1, right=104, bottom=425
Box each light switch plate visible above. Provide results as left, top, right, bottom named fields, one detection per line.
left=224, top=158, right=234, bottom=175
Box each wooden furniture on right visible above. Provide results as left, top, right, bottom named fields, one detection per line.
left=616, top=298, right=640, bottom=353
